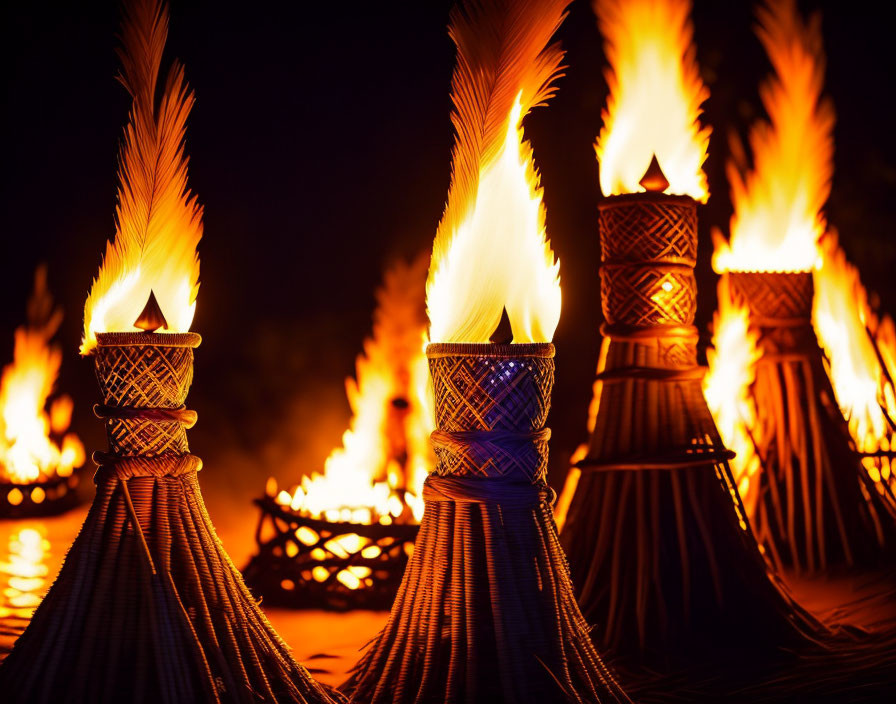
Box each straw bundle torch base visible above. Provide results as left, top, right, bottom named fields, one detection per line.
left=727, top=271, right=896, bottom=573
left=0, top=333, right=338, bottom=704
left=344, top=343, right=630, bottom=704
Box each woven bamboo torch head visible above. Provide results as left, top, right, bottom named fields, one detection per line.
left=598, top=166, right=699, bottom=331
left=93, top=332, right=200, bottom=457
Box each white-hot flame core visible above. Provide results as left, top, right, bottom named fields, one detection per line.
left=274, top=258, right=434, bottom=532
left=704, top=277, right=762, bottom=515
left=427, top=97, right=561, bottom=344
left=814, top=235, right=896, bottom=493
left=594, top=0, right=710, bottom=201
left=713, top=0, right=833, bottom=273
left=1, top=273, right=86, bottom=485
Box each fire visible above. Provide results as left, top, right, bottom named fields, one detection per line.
left=273, top=256, right=434, bottom=529
left=427, top=97, right=561, bottom=343
left=594, top=0, right=710, bottom=200
left=427, top=1, right=567, bottom=344
left=0, top=527, right=51, bottom=620
left=713, top=0, right=833, bottom=273
left=704, top=277, right=763, bottom=514
left=0, top=268, right=85, bottom=486
left=814, top=233, right=896, bottom=497
left=81, top=0, right=201, bottom=354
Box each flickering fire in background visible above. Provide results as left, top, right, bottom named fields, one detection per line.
left=0, top=267, right=85, bottom=510
left=271, top=256, right=433, bottom=529
left=246, top=257, right=434, bottom=604
left=814, top=233, right=896, bottom=503
left=704, top=276, right=762, bottom=514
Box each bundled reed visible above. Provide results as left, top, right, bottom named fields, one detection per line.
left=0, top=333, right=338, bottom=703
left=561, top=189, right=824, bottom=675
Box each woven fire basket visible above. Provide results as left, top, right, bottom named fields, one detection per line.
left=343, top=342, right=630, bottom=704
left=726, top=271, right=896, bottom=572
left=561, top=192, right=824, bottom=673
left=0, top=332, right=337, bottom=704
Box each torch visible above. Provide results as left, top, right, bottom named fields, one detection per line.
left=710, top=0, right=896, bottom=573
left=344, top=1, right=630, bottom=702
left=0, top=266, right=85, bottom=519
left=0, top=2, right=336, bottom=702
left=244, top=255, right=431, bottom=610
left=559, top=0, right=823, bottom=675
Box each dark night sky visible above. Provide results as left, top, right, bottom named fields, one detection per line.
left=1, top=0, right=895, bottom=501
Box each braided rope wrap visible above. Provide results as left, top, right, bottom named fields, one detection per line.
left=599, top=194, right=698, bottom=328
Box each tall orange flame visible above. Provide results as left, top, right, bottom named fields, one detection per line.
left=426, top=0, right=567, bottom=344
left=0, top=268, right=85, bottom=485
left=713, top=0, right=833, bottom=273
left=594, top=0, right=710, bottom=200
left=81, top=0, right=201, bottom=354
left=274, top=256, right=435, bottom=526
left=814, top=233, right=896, bottom=498
left=704, top=277, right=762, bottom=514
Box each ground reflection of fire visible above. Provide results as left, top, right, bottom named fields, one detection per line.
left=0, top=526, right=50, bottom=624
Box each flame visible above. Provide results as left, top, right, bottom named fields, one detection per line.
left=426, top=0, right=568, bottom=344
left=814, top=234, right=896, bottom=496
left=0, top=527, right=51, bottom=620
left=704, top=277, right=763, bottom=515
left=1, top=268, right=85, bottom=485
left=713, top=0, right=833, bottom=273
left=81, top=0, right=201, bottom=353
left=427, top=97, right=561, bottom=343
left=274, top=257, right=435, bottom=535
left=594, top=0, right=710, bottom=200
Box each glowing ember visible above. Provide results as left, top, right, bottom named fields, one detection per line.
left=814, top=233, right=896, bottom=497
left=0, top=268, right=85, bottom=486
left=426, top=1, right=565, bottom=344
left=0, top=527, right=51, bottom=621
left=704, top=277, right=763, bottom=514
left=713, top=0, right=833, bottom=273
left=81, top=0, right=202, bottom=353
left=272, top=257, right=434, bottom=534
left=594, top=0, right=710, bottom=200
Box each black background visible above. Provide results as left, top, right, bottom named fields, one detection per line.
left=1, top=0, right=894, bottom=505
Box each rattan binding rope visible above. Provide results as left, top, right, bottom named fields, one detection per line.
left=0, top=333, right=339, bottom=704
left=727, top=271, right=896, bottom=573
left=561, top=194, right=827, bottom=682
left=343, top=342, right=631, bottom=704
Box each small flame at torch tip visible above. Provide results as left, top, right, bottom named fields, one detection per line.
left=594, top=0, right=710, bottom=201
left=704, top=276, right=762, bottom=516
